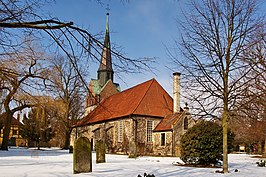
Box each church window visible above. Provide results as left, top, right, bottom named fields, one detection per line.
left=118, top=120, right=123, bottom=142
left=184, top=117, right=188, bottom=130
left=146, top=120, right=153, bottom=142
left=161, top=133, right=166, bottom=146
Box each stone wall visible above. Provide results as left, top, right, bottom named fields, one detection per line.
left=111, top=118, right=132, bottom=154
left=172, top=112, right=195, bottom=156
left=71, top=116, right=163, bottom=156
left=107, top=117, right=161, bottom=155
left=153, top=131, right=173, bottom=156
left=135, top=118, right=161, bottom=155
left=71, top=123, right=104, bottom=151
left=152, top=111, right=196, bottom=157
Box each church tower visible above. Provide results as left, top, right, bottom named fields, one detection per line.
left=85, top=12, right=120, bottom=115
left=97, top=13, right=114, bottom=87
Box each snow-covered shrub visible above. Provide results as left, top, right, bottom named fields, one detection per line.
left=180, top=120, right=234, bottom=166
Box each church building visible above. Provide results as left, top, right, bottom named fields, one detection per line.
left=72, top=13, right=195, bottom=157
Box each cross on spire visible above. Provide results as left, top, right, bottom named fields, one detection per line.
left=106, top=4, right=110, bottom=15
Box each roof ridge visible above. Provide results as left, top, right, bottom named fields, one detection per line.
left=131, top=78, right=155, bottom=114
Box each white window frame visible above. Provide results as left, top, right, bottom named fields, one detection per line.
left=146, top=120, right=153, bottom=142
left=118, top=120, right=123, bottom=142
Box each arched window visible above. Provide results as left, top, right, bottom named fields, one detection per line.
left=184, top=117, right=188, bottom=130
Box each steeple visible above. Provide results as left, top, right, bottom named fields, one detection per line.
left=97, top=12, right=114, bottom=87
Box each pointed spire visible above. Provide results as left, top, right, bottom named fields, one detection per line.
left=104, top=12, right=110, bottom=49
left=98, top=12, right=114, bottom=87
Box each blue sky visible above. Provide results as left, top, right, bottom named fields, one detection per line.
left=43, top=0, right=186, bottom=96
left=43, top=0, right=266, bottom=101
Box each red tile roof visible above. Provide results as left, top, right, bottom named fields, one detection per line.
left=77, top=79, right=173, bottom=126
left=153, top=112, right=183, bottom=132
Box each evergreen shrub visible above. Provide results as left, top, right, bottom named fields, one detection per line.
left=180, top=120, right=234, bottom=166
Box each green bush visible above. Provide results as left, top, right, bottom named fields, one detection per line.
left=180, top=120, right=234, bottom=165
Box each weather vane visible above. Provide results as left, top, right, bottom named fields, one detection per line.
left=106, top=4, right=110, bottom=15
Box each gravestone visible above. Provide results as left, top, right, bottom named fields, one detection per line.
left=128, top=141, right=137, bottom=158
left=73, top=137, right=92, bottom=174
left=96, top=140, right=106, bottom=163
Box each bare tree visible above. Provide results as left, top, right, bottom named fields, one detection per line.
left=21, top=97, right=55, bottom=149
left=169, top=0, right=263, bottom=173
left=0, top=39, right=49, bottom=150
left=231, top=29, right=266, bottom=155
left=48, top=55, right=86, bottom=149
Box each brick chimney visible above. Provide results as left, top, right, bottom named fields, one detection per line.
left=173, top=72, right=181, bottom=113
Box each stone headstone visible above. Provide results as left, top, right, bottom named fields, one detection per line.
left=73, top=137, right=92, bottom=174
left=96, top=140, right=106, bottom=163
left=128, top=141, right=137, bottom=158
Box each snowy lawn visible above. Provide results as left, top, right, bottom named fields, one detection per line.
left=0, top=147, right=265, bottom=177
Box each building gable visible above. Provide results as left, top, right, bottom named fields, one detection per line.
left=134, top=79, right=173, bottom=117
left=153, top=113, right=183, bottom=132
left=100, top=80, right=120, bottom=99
left=77, top=79, right=173, bottom=126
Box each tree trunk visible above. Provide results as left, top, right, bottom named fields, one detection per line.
left=1, top=111, right=13, bottom=150
left=63, top=129, right=71, bottom=149
left=222, top=70, right=229, bottom=173
left=36, top=140, right=40, bottom=150
left=222, top=110, right=229, bottom=173
left=263, top=139, right=266, bottom=157
left=258, top=142, right=262, bottom=154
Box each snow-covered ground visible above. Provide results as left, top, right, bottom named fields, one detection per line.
left=0, top=147, right=265, bottom=177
